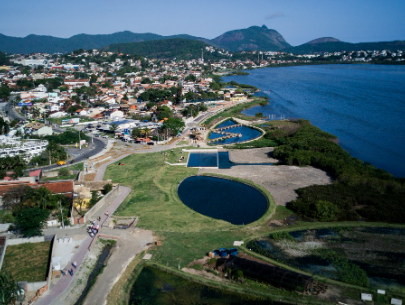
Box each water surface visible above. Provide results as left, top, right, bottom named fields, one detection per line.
left=178, top=176, right=268, bottom=225
left=224, top=65, right=405, bottom=177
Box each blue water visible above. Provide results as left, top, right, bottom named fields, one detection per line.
left=178, top=176, right=268, bottom=225
left=187, top=151, right=273, bottom=168
left=187, top=152, right=218, bottom=167
left=209, top=119, right=262, bottom=145
left=223, top=65, right=405, bottom=177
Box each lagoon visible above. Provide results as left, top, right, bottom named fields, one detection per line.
left=224, top=64, right=405, bottom=177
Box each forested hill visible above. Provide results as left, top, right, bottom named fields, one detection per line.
left=0, top=31, right=208, bottom=54
left=285, top=39, right=405, bottom=54
left=212, top=25, right=290, bottom=52
left=101, top=38, right=228, bottom=60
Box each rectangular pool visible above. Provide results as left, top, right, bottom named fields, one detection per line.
left=187, top=152, right=218, bottom=167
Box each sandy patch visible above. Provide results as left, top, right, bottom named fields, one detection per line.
left=200, top=163, right=332, bottom=206
left=228, top=147, right=279, bottom=164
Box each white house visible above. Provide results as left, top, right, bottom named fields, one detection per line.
left=48, top=111, right=68, bottom=118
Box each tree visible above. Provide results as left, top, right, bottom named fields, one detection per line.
left=132, top=127, right=141, bottom=139
left=109, top=123, right=119, bottom=133
left=32, top=106, right=41, bottom=119
left=185, top=74, right=196, bottom=82
left=2, top=186, right=30, bottom=211
left=142, top=127, right=151, bottom=138
left=88, top=190, right=101, bottom=208
left=163, top=117, right=185, bottom=136
left=28, top=186, right=57, bottom=210
left=0, top=271, right=22, bottom=305
left=141, top=77, right=151, bottom=84
left=0, top=84, right=11, bottom=101
left=103, top=183, right=113, bottom=194
left=310, top=200, right=340, bottom=221
left=0, top=117, right=9, bottom=135
left=14, top=207, right=49, bottom=237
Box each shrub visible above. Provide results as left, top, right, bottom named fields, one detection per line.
left=103, top=183, right=113, bottom=194
left=58, top=168, right=70, bottom=177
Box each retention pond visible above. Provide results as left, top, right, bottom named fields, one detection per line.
left=178, top=175, right=268, bottom=225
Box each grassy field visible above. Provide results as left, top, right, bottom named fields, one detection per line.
left=2, top=242, right=51, bottom=282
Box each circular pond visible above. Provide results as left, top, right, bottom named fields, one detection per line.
left=178, top=176, right=268, bottom=225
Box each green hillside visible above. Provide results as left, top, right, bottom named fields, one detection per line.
left=102, top=38, right=227, bottom=60
left=0, top=31, right=208, bottom=54
left=212, top=25, right=290, bottom=51
left=286, top=40, right=405, bottom=54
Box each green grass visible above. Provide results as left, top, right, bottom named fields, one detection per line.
left=41, top=174, right=78, bottom=181
left=103, top=148, right=276, bottom=269
left=105, top=148, right=241, bottom=232
left=151, top=231, right=245, bottom=269
left=270, top=206, right=295, bottom=221
left=2, top=242, right=51, bottom=282
left=41, top=162, right=83, bottom=181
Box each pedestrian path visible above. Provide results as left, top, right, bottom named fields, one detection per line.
left=36, top=186, right=131, bottom=305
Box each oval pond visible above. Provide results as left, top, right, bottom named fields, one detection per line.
left=178, top=176, right=268, bottom=225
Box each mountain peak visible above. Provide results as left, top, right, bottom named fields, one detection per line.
left=212, top=25, right=290, bottom=51
left=306, top=37, right=341, bottom=44
left=261, top=24, right=268, bottom=30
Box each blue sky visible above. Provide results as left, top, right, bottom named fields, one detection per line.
left=1, top=0, right=404, bottom=46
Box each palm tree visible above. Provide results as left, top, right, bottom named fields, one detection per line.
left=31, top=186, right=56, bottom=210
left=109, top=123, right=119, bottom=133
left=32, top=106, right=41, bottom=119
left=142, top=127, right=151, bottom=138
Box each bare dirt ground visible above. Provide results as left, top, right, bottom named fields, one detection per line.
left=228, top=147, right=279, bottom=164
left=200, top=151, right=332, bottom=206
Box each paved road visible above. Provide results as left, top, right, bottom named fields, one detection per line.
left=36, top=185, right=132, bottom=305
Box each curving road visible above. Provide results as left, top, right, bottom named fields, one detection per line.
left=4, top=102, right=108, bottom=170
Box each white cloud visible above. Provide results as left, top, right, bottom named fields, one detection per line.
left=265, top=12, right=285, bottom=20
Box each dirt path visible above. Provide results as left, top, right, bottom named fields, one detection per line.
left=83, top=228, right=153, bottom=305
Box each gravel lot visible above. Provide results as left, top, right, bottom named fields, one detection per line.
left=201, top=148, right=332, bottom=206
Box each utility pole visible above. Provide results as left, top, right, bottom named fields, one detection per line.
left=59, top=199, right=65, bottom=228
left=79, top=129, right=81, bottom=149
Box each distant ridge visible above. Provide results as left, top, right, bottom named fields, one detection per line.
left=0, top=31, right=210, bottom=54
left=1, top=26, right=404, bottom=55
left=285, top=39, right=405, bottom=54
left=305, top=37, right=341, bottom=44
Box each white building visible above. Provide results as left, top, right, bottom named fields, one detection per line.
left=0, top=137, right=48, bottom=161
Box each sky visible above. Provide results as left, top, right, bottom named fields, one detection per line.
left=1, top=0, right=405, bottom=46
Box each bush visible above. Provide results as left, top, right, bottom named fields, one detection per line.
left=58, top=168, right=70, bottom=177
left=103, top=183, right=113, bottom=194
left=270, top=232, right=295, bottom=242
